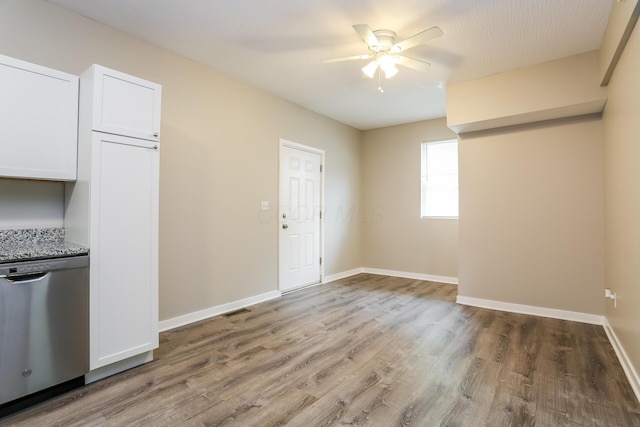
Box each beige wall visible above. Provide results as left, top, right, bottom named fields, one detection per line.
left=0, top=0, right=362, bottom=321
left=458, top=116, right=604, bottom=314
left=447, top=51, right=606, bottom=133
left=603, top=21, right=640, bottom=382
left=361, top=118, right=458, bottom=279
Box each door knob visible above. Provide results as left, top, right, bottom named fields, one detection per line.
left=282, top=224, right=288, bottom=229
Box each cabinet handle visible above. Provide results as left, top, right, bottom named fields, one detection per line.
left=153, top=132, right=159, bottom=137
left=152, top=145, right=158, bottom=150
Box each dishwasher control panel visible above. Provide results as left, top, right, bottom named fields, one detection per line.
left=4, top=261, right=58, bottom=275
left=0, top=255, right=89, bottom=277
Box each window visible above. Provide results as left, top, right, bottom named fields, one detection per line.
left=421, top=139, right=458, bottom=218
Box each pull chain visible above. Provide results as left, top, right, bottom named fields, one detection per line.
left=377, top=69, right=384, bottom=93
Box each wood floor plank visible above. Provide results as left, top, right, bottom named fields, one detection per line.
left=2, top=274, right=638, bottom=426
left=246, top=389, right=318, bottom=427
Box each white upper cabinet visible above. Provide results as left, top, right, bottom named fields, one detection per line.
left=84, top=65, right=161, bottom=141
left=0, top=54, right=79, bottom=181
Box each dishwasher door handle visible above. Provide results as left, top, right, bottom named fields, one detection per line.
left=1, top=272, right=49, bottom=283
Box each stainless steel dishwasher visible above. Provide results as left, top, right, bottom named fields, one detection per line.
left=0, top=255, right=89, bottom=407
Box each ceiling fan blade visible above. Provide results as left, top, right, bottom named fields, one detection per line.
left=321, top=54, right=374, bottom=63
left=396, top=56, right=431, bottom=71
left=392, top=26, right=443, bottom=52
left=353, top=24, right=380, bottom=49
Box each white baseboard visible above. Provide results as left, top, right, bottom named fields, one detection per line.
left=159, top=268, right=454, bottom=332
left=456, top=297, right=639, bottom=403
left=159, top=290, right=281, bottom=332
left=456, top=295, right=604, bottom=325
left=323, top=268, right=364, bottom=283
left=362, top=267, right=458, bottom=285
left=322, top=267, right=458, bottom=285
left=603, top=318, right=640, bottom=403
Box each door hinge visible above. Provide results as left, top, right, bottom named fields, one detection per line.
left=319, top=211, right=322, bottom=220
left=320, top=164, right=323, bottom=173
left=319, top=257, right=322, bottom=265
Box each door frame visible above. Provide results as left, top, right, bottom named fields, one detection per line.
left=278, top=138, right=325, bottom=291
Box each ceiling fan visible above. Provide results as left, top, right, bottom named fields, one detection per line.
left=322, top=24, right=443, bottom=80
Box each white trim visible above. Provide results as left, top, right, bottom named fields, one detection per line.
left=159, top=290, right=281, bottom=332
left=280, top=139, right=324, bottom=155
left=158, top=268, right=456, bottom=333
left=456, top=295, right=604, bottom=325
left=322, top=267, right=458, bottom=285
left=363, top=267, right=459, bottom=285
left=603, top=318, right=640, bottom=403
left=323, top=268, right=365, bottom=283
left=420, top=216, right=459, bottom=220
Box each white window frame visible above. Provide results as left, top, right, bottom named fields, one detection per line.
left=421, top=139, right=459, bottom=219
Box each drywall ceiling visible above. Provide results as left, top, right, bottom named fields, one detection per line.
left=49, top=0, right=613, bottom=130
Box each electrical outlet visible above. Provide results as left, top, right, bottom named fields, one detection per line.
left=605, top=288, right=617, bottom=308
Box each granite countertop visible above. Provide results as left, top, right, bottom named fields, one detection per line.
left=0, top=228, right=89, bottom=263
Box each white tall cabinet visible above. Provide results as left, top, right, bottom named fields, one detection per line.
left=65, top=65, right=161, bottom=381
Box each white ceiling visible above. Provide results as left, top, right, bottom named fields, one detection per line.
left=49, top=0, right=613, bottom=130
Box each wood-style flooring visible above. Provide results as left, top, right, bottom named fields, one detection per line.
left=2, top=274, right=639, bottom=426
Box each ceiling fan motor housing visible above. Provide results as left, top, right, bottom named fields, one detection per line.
left=371, top=29, right=397, bottom=52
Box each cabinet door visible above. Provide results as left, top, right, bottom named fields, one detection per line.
left=89, top=133, right=159, bottom=369
left=91, top=65, right=161, bottom=141
left=0, top=54, right=79, bottom=181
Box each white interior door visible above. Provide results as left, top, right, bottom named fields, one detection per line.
left=279, top=142, right=323, bottom=292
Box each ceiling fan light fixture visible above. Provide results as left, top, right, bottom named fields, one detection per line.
left=362, top=60, right=379, bottom=78
left=383, top=64, right=398, bottom=79
left=378, top=55, right=399, bottom=79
